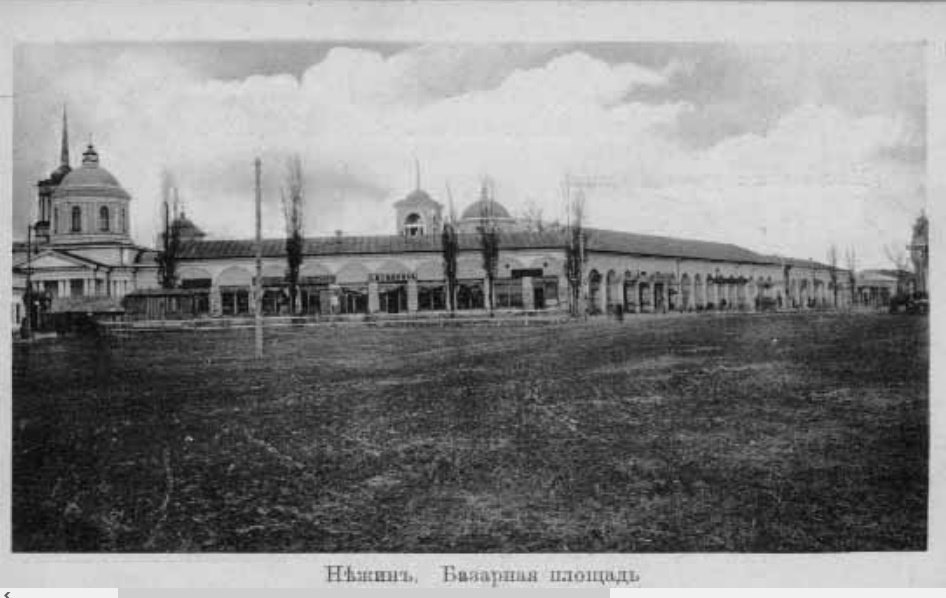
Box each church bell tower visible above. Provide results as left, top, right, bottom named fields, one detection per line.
left=34, top=107, right=72, bottom=244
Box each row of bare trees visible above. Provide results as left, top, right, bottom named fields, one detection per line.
left=158, top=161, right=593, bottom=318
left=825, top=244, right=858, bottom=307
left=157, top=158, right=306, bottom=315
left=439, top=177, right=588, bottom=316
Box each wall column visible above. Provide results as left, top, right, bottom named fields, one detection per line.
left=522, top=276, right=534, bottom=310
left=559, top=275, right=570, bottom=312
left=368, top=281, right=380, bottom=314
left=407, top=279, right=418, bottom=313
left=210, top=285, right=222, bottom=316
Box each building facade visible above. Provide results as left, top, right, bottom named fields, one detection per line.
left=13, top=120, right=852, bottom=328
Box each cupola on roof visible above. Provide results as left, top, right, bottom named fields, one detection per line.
left=398, top=188, right=439, bottom=205
left=53, top=143, right=131, bottom=200
left=460, top=197, right=512, bottom=221
left=393, top=160, right=442, bottom=208
left=173, top=211, right=207, bottom=241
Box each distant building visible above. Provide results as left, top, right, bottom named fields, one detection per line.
left=855, top=269, right=905, bottom=308
left=13, top=115, right=852, bottom=327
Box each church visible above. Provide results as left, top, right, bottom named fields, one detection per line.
left=12, top=115, right=846, bottom=329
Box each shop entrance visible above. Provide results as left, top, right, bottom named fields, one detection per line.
left=379, top=284, right=408, bottom=313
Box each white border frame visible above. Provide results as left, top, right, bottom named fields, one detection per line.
left=1, top=0, right=943, bottom=588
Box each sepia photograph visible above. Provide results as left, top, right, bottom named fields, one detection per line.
left=1, top=0, right=941, bottom=588
left=10, top=38, right=930, bottom=554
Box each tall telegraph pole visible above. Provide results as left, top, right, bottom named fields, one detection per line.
left=254, top=157, right=263, bottom=359
left=23, top=224, right=33, bottom=339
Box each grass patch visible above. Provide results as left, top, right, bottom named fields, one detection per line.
left=12, top=312, right=928, bottom=552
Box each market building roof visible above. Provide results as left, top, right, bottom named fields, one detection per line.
left=169, top=227, right=831, bottom=269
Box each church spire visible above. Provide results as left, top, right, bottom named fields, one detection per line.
left=60, top=105, right=70, bottom=167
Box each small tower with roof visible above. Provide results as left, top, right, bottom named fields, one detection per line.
left=393, top=159, right=443, bottom=237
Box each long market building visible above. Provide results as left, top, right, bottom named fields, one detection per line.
left=12, top=118, right=850, bottom=328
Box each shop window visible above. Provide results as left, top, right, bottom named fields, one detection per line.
left=418, top=284, right=446, bottom=311
left=456, top=281, right=484, bottom=310
left=340, top=288, right=368, bottom=314
left=378, top=285, right=407, bottom=313
left=221, top=289, right=250, bottom=315
left=494, top=279, right=524, bottom=309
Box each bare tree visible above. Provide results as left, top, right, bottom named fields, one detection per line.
left=909, top=211, right=929, bottom=295
left=844, top=247, right=857, bottom=306
left=281, top=155, right=305, bottom=315
left=521, top=199, right=545, bottom=233
left=884, top=243, right=912, bottom=296
left=156, top=169, right=181, bottom=289
left=827, top=244, right=839, bottom=307
left=563, top=181, right=588, bottom=318
left=476, top=178, right=500, bottom=314
left=441, top=183, right=459, bottom=313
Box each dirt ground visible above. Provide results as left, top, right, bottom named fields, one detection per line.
left=11, top=312, right=928, bottom=552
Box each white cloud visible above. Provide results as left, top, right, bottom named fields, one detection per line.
left=23, top=44, right=923, bottom=269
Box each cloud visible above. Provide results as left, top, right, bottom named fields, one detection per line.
left=14, top=43, right=924, bottom=269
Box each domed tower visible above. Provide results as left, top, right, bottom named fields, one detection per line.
left=456, top=181, right=518, bottom=234
left=172, top=210, right=207, bottom=242
left=34, top=107, right=73, bottom=244
left=393, top=161, right=443, bottom=238
left=50, top=142, right=133, bottom=246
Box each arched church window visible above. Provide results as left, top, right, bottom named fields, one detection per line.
left=99, top=206, right=110, bottom=232
left=121, top=208, right=127, bottom=232
left=71, top=206, right=81, bottom=233
left=404, top=213, right=424, bottom=237
left=53, top=207, right=59, bottom=232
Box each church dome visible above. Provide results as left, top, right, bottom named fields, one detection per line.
left=53, top=144, right=130, bottom=200
left=396, top=187, right=440, bottom=206
left=460, top=197, right=512, bottom=221
left=173, top=212, right=206, bottom=241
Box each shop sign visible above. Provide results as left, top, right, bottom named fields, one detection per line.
left=301, top=275, right=336, bottom=285
left=511, top=268, right=543, bottom=279
left=708, top=275, right=749, bottom=284
left=370, top=272, right=416, bottom=283
left=260, top=276, right=285, bottom=287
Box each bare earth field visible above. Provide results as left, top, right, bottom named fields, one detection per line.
left=12, top=312, right=928, bottom=552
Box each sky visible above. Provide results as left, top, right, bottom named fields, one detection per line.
left=13, top=41, right=926, bottom=269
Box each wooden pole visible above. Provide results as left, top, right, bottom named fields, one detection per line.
left=254, top=157, right=263, bottom=359
left=23, top=224, right=33, bottom=339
